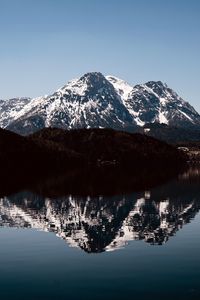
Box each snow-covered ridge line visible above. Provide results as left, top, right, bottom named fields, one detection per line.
left=106, top=75, right=133, bottom=102
left=1, top=72, right=200, bottom=135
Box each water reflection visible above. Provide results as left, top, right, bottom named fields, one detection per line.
left=0, top=167, right=200, bottom=253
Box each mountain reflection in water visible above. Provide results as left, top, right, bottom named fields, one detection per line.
left=0, top=167, right=199, bottom=253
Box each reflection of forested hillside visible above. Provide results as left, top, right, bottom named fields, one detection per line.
left=0, top=167, right=200, bottom=253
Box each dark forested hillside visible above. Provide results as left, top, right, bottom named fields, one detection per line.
left=31, top=127, right=186, bottom=168
left=0, top=127, right=187, bottom=174
left=138, top=123, right=200, bottom=144
left=0, top=127, right=187, bottom=195
left=0, top=128, right=83, bottom=174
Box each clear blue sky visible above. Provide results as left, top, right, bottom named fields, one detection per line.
left=0, top=0, right=200, bottom=112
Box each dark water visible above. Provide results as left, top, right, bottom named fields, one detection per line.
left=0, top=167, right=200, bottom=299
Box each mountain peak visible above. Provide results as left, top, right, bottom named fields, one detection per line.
left=79, top=72, right=106, bottom=83
left=1, top=72, right=199, bottom=135
left=145, top=80, right=167, bottom=87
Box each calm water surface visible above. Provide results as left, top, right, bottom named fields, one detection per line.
left=0, top=167, right=200, bottom=300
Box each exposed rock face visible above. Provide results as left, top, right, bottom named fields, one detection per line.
left=1, top=72, right=199, bottom=135
left=0, top=97, right=31, bottom=128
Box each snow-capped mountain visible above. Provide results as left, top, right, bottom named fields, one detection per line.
left=6, top=73, right=134, bottom=135
left=125, top=81, right=200, bottom=127
left=108, top=77, right=200, bottom=127
left=0, top=97, right=31, bottom=128
left=1, top=72, right=200, bottom=135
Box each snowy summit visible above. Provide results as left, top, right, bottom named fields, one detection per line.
left=0, top=72, right=199, bottom=135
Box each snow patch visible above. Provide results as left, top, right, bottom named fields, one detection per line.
left=106, top=75, right=133, bottom=102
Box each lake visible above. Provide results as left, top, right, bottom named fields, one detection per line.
left=0, top=167, right=200, bottom=300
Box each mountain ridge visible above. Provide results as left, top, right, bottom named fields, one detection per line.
left=1, top=72, right=199, bottom=135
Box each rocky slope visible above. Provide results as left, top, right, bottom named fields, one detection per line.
left=0, top=97, right=30, bottom=128
left=1, top=72, right=199, bottom=135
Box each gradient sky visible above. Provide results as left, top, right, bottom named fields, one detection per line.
left=0, top=0, right=200, bottom=112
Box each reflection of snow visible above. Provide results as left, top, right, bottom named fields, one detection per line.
left=0, top=189, right=199, bottom=253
